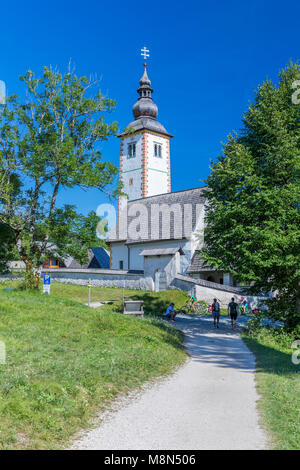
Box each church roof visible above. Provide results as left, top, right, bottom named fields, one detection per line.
left=187, top=251, right=213, bottom=273
left=121, top=117, right=172, bottom=137
left=119, top=63, right=172, bottom=138
left=139, top=247, right=184, bottom=256
left=109, top=187, right=209, bottom=244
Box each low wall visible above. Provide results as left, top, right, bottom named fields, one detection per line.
left=172, top=274, right=267, bottom=308
left=1, top=269, right=268, bottom=308
left=41, top=268, right=153, bottom=290
left=0, top=273, right=23, bottom=282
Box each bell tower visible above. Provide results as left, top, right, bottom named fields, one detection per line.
left=119, top=61, right=172, bottom=202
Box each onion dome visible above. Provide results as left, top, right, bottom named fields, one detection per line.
left=120, top=63, right=172, bottom=138
left=132, top=63, right=158, bottom=120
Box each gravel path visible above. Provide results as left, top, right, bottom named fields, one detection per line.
left=71, top=314, right=267, bottom=450
left=85, top=302, right=104, bottom=308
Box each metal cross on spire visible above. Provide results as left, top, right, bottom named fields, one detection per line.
left=141, top=46, right=150, bottom=61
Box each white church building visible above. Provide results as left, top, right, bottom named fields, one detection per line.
left=109, top=64, right=234, bottom=289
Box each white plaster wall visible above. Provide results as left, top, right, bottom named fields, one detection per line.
left=120, top=133, right=144, bottom=201
left=120, top=168, right=143, bottom=202
left=180, top=239, right=192, bottom=274
left=128, top=239, right=192, bottom=272
left=195, top=285, right=266, bottom=309
left=191, top=203, right=205, bottom=252
left=128, top=245, right=145, bottom=271
left=146, top=134, right=169, bottom=169
left=172, top=276, right=267, bottom=309
left=143, top=252, right=180, bottom=289
left=147, top=169, right=169, bottom=196
left=145, top=132, right=170, bottom=197
left=119, top=132, right=170, bottom=201
left=111, top=243, right=129, bottom=270
left=223, top=273, right=234, bottom=286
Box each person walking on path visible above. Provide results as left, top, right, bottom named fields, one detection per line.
left=212, top=298, right=220, bottom=328
left=228, top=297, right=239, bottom=329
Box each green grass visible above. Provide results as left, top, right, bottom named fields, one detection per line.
left=0, top=283, right=187, bottom=449
left=242, top=327, right=300, bottom=450
left=1, top=281, right=190, bottom=315
left=49, top=282, right=190, bottom=316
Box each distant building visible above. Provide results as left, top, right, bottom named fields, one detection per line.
left=9, top=247, right=110, bottom=271
left=65, top=247, right=110, bottom=269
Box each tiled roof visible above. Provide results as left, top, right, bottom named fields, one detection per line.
left=91, top=247, right=110, bottom=269
left=110, top=187, right=208, bottom=244
left=67, top=250, right=94, bottom=269
left=139, top=247, right=184, bottom=256
left=67, top=247, right=110, bottom=269
left=119, top=117, right=172, bottom=138
left=188, top=251, right=214, bottom=273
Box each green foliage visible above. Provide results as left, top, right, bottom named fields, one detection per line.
left=0, top=65, right=120, bottom=287
left=42, top=207, right=108, bottom=266
left=246, top=310, right=265, bottom=333
left=0, top=224, right=18, bottom=272
left=200, top=62, right=300, bottom=328
left=243, top=327, right=300, bottom=449
left=0, top=284, right=187, bottom=449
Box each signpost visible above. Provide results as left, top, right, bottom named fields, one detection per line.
left=43, top=274, right=51, bottom=294
left=88, top=279, right=92, bottom=307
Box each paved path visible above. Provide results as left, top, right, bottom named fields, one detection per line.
left=71, top=315, right=267, bottom=450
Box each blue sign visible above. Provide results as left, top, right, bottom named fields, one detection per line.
left=43, top=274, right=51, bottom=285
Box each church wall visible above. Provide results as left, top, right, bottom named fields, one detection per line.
left=125, top=239, right=193, bottom=273
left=145, top=132, right=170, bottom=196
left=120, top=168, right=143, bottom=202
left=191, top=204, right=205, bottom=252
left=146, top=169, right=169, bottom=197
left=144, top=252, right=180, bottom=291
left=110, top=242, right=129, bottom=270
left=119, top=131, right=171, bottom=202
left=127, top=244, right=145, bottom=271
left=119, top=133, right=144, bottom=201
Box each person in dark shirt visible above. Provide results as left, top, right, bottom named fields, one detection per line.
left=228, top=297, right=239, bottom=329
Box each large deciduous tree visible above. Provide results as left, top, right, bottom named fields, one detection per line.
left=200, top=62, right=300, bottom=330
left=0, top=66, right=120, bottom=288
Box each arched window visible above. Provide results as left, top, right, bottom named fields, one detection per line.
left=154, top=143, right=162, bottom=158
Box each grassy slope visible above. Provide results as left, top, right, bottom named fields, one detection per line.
left=0, top=285, right=187, bottom=449
left=242, top=329, right=300, bottom=450
left=50, top=282, right=190, bottom=315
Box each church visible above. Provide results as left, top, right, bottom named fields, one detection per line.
left=109, top=63, right=235, bottom=289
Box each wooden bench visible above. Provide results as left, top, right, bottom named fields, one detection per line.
left=123, top=300, right=144, bottom=318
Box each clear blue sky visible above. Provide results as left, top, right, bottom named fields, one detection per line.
left=1, top=0, right=299, bottom=214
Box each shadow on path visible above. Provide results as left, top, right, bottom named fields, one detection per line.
left=167, top=314, right=256, bottom=372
